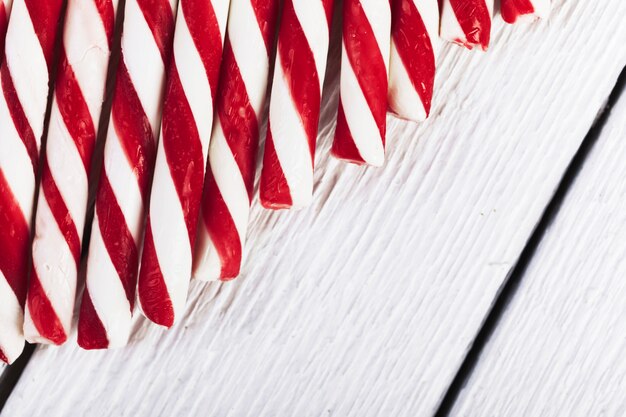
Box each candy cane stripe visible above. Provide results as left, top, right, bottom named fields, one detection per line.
left=137, top=0, right=230, bottom=327
left=79, top=0, right=176, bottom=349
left=0, top=0, right=64, bottom=363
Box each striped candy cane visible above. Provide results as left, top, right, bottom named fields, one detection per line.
left=193, top=0, right=280, bottom=281
left=0, top=0, right=64, bottom=363
left=388, top=0, right=439, bottom=122
left=331, top=0, right=391, bottom=166
left=23, top=0, right=119, bottom=345
left=259, top=0, right=335, bottom=209
left=77, top=0, right=176, bottom=349
left=0, top=0, right=12, bottom=59
left=440, top=0, right=493, bottom=50
left=137, top=0, right=230, bottom=327
left=501, top=0, right=550, bottom=24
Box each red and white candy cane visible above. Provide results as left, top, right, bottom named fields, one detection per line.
left=23, top=0, right=119, bottom=345
left=137, top=0, right=231, bottom=327
left=77, top=0, right=176, bottom=349
left=0, top=0, right=12, bottom=58
left=331, top=0, right=391, bottom=166
left=0, top=0, right=64, bottom=363
left=259, top=0, right=335, bottom=209
left=193, top=0, right=280, bottom=281
left=388, top=0, right=439, bottom=122
left=501, top=0, right=549, bottom=24
left=440, top=0, right=493, bottom=50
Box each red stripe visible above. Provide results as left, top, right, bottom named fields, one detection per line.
left=40, top=159, right=82, bottom=264
left=391, top=0, right=436, bottom=117
left=216, top=42, right=258, bottom=200
left=27, top=270, right=67, bottom=345
left=24, top=0, right=64, bottom=71
left=277, top=0, right=324, bottom=158
left=136, top=0, right=175, bottom=63
left=500, top=0, right=535, bottom=23
left=110, top=60, right=157, bottom=193
left=201, top=172, right=242, bottom=279
left=331, top=100, right=364, bottom=164
left=160, top=62, right=205, bottom=247
left=322, top=0, right=335, bottom=25
left=0, top=169, right=29, bottom=305
left=0, top=4, right=7, bottom=59
left=1, top=61, right=38, bottom=173
left=251, top=0, right=281, bottom=52
left=342, top=0, right=388, bottom=141
left=94, top=0, right=115, bottom=46
left=0, top=349, right=7, bottom=364
left=95, top=173, right=138, bottom=308
left=182, top=0, right=223, bottom=100
left=137, top=219, right=174, bottom=327
left=55, top=50, right=97, bottom=173
left=449, top=0, right=491, bottom=50
left=77, top=288, right=109, bottom=349
left=260, top=125, right=293, bottom=209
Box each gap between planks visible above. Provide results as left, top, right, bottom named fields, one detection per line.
left=435, top=65, right=626, bottom=417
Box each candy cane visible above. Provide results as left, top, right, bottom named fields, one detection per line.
left=501, top=0, right=550, bottom=24
left=388, top=0, right=439, bottom=122
left=331, top=0, right=390, bottom=166
left=0, top=0, right=12, bottom=59
left=77, top=0, right=176, bottom=349
left=192, top=0, right=280, bottom=281
left=259, top=0, right=335, bottom=209
left=0, top=0, right=64, bottom=363
left=137, top=0, right=231, bottom=327
left=440, top=0, right=493, bottom=50
left=23, top=0, right=119, bottom=345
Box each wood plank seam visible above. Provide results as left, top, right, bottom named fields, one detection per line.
left=434, top=65, right=626, bottom=417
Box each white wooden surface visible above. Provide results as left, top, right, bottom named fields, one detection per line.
left=2, top=1, right=626, bottom=416
left=451, top=78, right=626, bottom=417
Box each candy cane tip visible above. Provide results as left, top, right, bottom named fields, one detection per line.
left=0, top=343, right=24, bottom=365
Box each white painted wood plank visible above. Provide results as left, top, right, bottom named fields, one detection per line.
left=451, top=76, right=626, bottom=417
left=2, top=1, right=626, bottom=416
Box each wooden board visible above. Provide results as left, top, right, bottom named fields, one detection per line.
left=451, top=73, right=626, bottom=417
left=2, top=1, right=626, bottom=415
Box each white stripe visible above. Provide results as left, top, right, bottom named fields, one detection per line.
left=340, top=43, right=384, bottom=166
left=174, top=8, right=214, bottom=155
left=26, top=196, right=76, bottom=343
left=439, top=0, right=467, bottom=45
left=209, top=0, right=230, bottom=38
left=388, top=41, right=428, bottom=122
left=85, top=212, right=133, bottom=348
left=192, top=222, right=222, bottom=281
left=121, top=0, right=166, bottom=132
left=359, top=0, right=391, bottom=71
left=228, top=0, right=270, bottom=115
left=292, top=0, right=330, bottom=92
left=63, top=0, right=112, bottom=125
left=103, top=129, right=145, bottom=243
left=413, top=0, right=440, bottom=58
left=4, top=0, right=49, bottom=142
left=209, top=119, right=249, bottom=240
left=0, top=89, right=35, bottom=218
left=0, top=270, right=24, bottom=364
left=148, top=136, right=192, bottom=323
left=45, top=104, right=89, bottom=234
left=269, top=57, right=314, bottom=208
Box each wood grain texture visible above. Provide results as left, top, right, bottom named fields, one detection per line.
left=2, top=1, right=626, bottom=415
left=451, top=74, right=626, bottom=417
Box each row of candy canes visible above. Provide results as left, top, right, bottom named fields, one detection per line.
left=0, top=0, right=551, bottom=362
